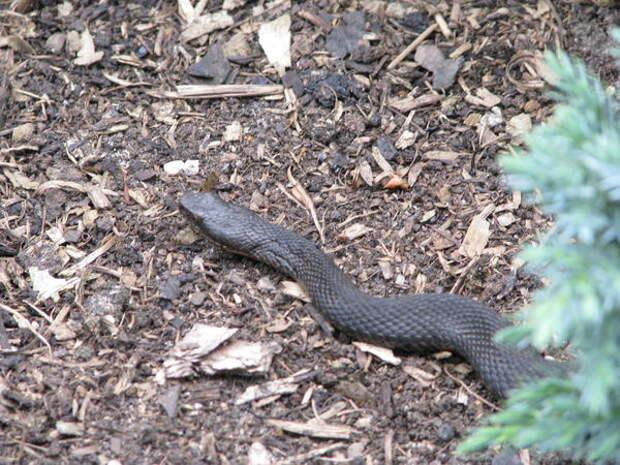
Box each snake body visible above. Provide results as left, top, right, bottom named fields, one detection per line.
left=179, top=191, right=563, bottom=397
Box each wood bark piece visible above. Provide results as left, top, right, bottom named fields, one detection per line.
left=266, top=419, right=355, bottom=439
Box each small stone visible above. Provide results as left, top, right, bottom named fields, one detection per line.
left=46, top=32, right=66, bottom=54
left=491, top=447, right=523, bottom=465
left=159, top=275, right=182, bottom=301
left=190, top=290, right=207, bottom=306
left=328, top=152, right=349, bottom=174
left=52, top=323, right=76, bottom=341
left=63, top=229, right=82, bottom=243
left=335, top=380, right=372, bottom=404
left=375, top=135, right=397, bottom=161
left=84, top=286, right=130, bottom=316
left=256, top=277, right=276, bottom=293
left=188, top=42, right=230, bottom=84
left=436, top=422, right=456, bottom=442
left=158, top=384, right=181, bottom=418
left=135, top=45, right=148, bottom=58
left=133, top=168, right=157, bottom=181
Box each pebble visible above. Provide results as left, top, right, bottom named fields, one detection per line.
left=436, top=422, right=456, bottom=442
left=45, top=32, right=65, bottom=54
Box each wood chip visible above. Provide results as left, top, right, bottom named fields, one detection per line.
left=389, top=93, right=442, bottom=112
left=279, top=280, right=310, bottom=302
left=458, top=215, right=491, bottom=258
left=402, top=365, right=439, bottom=387
left=506, top=113, right=532, bottom=144
left=496, top=212, right=518, bottom=227
left=248, top=441, right=275, bottom=465
left=200, top=340, right=282, bottom=375
left=266, top=419, right=355, bottom=440
left=74, top=28, right=103, bottom=66
left=59, top=234, right=117, bottom=277
left=371, top=145, right=393, bottom=173
left=338, top=223, right=371, bottom=241
left=357, top=160, right=374, bottom=186
left=352, top=342, right=401, bottom=365
left=395, top=130, right=417, bottom=149
left=236, top=369, right=313, bottom=405
left=258, top=14, right=291, bottom=74
left=424, top=150, right=466, bottom=162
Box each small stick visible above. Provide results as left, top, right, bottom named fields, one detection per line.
left=444, top=367, right=500, bottom=411
left=387, top=24, right=438, bottom=70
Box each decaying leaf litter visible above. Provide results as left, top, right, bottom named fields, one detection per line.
left=0, top=1, right=618, bottom=464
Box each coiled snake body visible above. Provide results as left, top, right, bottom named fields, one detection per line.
left=180, top=192, right=563, bottom=398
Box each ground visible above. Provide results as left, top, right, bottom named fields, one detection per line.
left=1, top=1, right=619, bottom=464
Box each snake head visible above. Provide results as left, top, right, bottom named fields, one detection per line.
left=179, top=191, right=258, bottom=253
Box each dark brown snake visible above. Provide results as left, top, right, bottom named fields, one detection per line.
left=179, top=191, right=565, bottom=398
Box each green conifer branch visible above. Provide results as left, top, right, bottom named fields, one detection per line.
left=458, top=35, right=620, bottom=463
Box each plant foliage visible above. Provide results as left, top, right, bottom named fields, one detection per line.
left=459, top=37, right=620, bottom=463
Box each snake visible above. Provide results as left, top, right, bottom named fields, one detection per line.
left=179, top=191, right=565, bottom=398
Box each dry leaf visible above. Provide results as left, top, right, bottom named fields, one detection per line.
left=30, top=268, right=79, bottom=302
left=200, top=340, right=282, bottom=375
left=164, top=324, right=238, bottom=378
left=286, top=168, right=325, bottom=244
left=74, top=28, right=103, bottom=66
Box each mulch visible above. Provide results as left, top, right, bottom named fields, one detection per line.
left=1, top=1, right=618, bottom=464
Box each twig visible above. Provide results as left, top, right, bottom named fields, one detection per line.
left=0, top=303, right=52, bottom=356
left=151, top=84, right=283, bottom=99
left=444, top=366, right=500, bottom=411
left=387, top=24, right=438, bottom=70
left=450, top=256, right=481, bottom=295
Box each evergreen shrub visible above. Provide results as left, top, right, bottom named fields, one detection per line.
left=459, top=32, right=620, bottom=464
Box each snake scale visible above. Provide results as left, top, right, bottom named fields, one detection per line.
left=179, top=191, right=564, bottom=398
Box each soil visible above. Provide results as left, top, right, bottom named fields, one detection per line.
left=1, top=1, right=619, bottom=465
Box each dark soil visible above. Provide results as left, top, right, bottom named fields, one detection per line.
left=1, top=1, right=618, bottom=464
